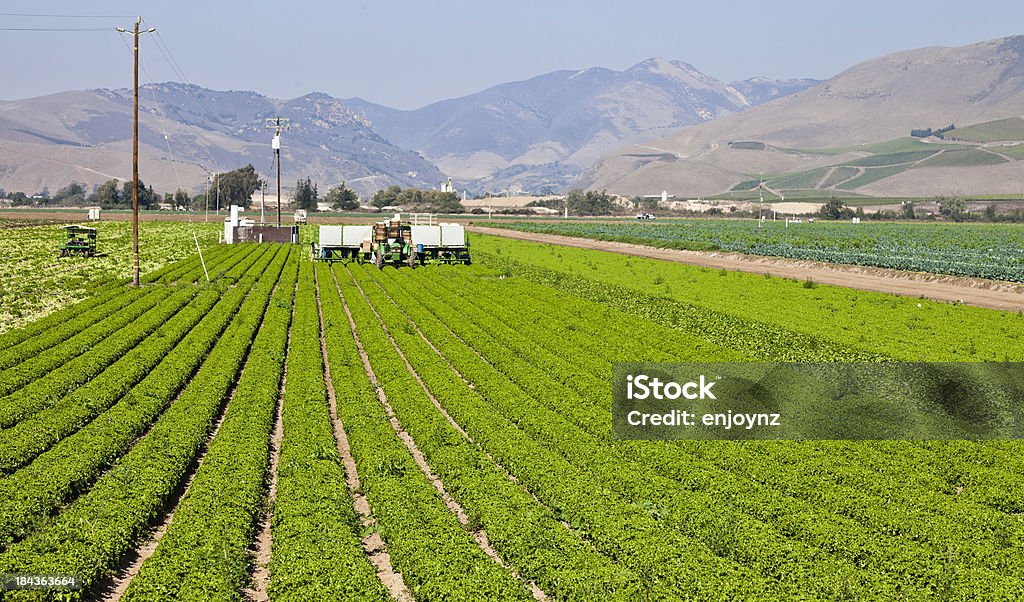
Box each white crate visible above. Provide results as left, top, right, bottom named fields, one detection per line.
left=319, top=225, right=343, bottom=246
left=343, top=225, right=373, bottom=247
left=440, top=223, right=465, bottom=247
left=411, top=225, right=441, bottom=247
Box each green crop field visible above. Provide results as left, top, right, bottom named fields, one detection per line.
left=947, top=117, right=1024, bottom=143
left=0, top=220, right=220, bottom=333
left=0, top=230, right=1021, bottom=600
left=486, top=219, right=1024, bottom=282
left=918, top=148, right=1009, bottom=168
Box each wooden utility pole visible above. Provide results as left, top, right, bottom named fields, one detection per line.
left=265, top=117, right=289, bottom=227
left=117, top=17, right=155, bottom=286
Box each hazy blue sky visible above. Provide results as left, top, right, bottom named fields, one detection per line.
left=2, top=1, right=1022, bottom=109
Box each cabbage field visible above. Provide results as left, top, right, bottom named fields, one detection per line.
left=0, top=233, right=1021, bottom=601
left=484, top=219, right=1024, bottom=282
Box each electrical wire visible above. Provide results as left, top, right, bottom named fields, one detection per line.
left=0, top=13, right=135, bottom=18
left=0, top=27, right=110, bottom=31
left=117, top=32, right=185, bottom=195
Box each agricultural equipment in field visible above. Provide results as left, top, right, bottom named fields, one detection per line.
left=58, top=225, right=97, bottom=257
left=312, top=214, right=470, bottom=268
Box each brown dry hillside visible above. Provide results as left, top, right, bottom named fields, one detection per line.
left=583, top=36, right=1024, bottom=198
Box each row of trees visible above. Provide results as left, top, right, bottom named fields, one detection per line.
left=369, top=186, right=463, bottom=213
left=292, top=178, right=360, bottom=210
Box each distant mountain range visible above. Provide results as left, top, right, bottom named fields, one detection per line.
left=2, top=36, right=1023, bottom=201
left=0, top=60, right=815, bottom=199
left=346, top=60, right=817, bottom=193
left=0, top=84, right=443, bottom=199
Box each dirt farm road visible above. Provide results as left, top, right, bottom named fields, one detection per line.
left=470, top=226, right=1024, bottom=313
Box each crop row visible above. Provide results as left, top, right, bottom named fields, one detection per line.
left=332, top=264, right=637, bottom=600
left=0, top=287, right=198, bottom=428
left=122, top=248, right=298, bottom=601
left=264, top=260, right=389, bottom=602
left=325, top=264, right=535, bottom=601
left=0, top=245, right=285, bottom=600
left=0, top=246, right=277, bottom=551
left=141, top=243, right=235, bottom=284
left=366, top=265, right=1021, bottom=597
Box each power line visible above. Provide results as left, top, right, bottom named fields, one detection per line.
left=0, top=27, right=110, bottom=31
left=0, top=12, right=135, bottom=18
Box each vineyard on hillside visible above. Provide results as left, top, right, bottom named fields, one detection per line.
left=484, top=220, right=1024, bottom=282
left=0, top=239, right=1021, bottom=600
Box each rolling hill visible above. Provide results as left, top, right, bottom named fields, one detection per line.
left=582, top=36, right=1024, bottom=198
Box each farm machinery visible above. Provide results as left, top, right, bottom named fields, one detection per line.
left=312, top=214, right=470, bottom=268
left=58, top=225, right=98, bottom=257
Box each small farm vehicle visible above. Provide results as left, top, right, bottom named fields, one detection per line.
left=312, top=214, right=470, bottom=268
left=58, top=225, right=98, bottom=257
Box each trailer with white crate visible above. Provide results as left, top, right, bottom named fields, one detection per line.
left=311, top=213, right=470, bottom=267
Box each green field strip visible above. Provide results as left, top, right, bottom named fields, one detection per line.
left=327, top=265, right=535, bottom=601
left=372, top=266, right=1021, bottom=596
left=843, top=150, right=939, bottom=167
left=143, top=243, right=232, bottom=284
left=0, top=287, right=198, bottom=428
left=337, top=265, right=638, bottom=601
left=342, top=265, right=787, bottom=600
left=263, top=261, right=389, bottom=602
left=0, top=286, right=148, bottom=372
left=480, top=252, right=886, bottom=362
left=0, top=286, right=167, bottom=397
left=819, top=166, right=862, bottom=188
left=769, top=167, right=831, bottom=189
left=473, top=234, right=1023, bottom=361
left=0, top=243, right=283, bottom=598
left=483, top=220, right=1024, bottom=283
left=917, top=148, right=1010, bottom=167
left=122, top=250, right=297, bottom=601
left=0, top=286, right=128, bottom=350
left=837, top=164, right=909, bottom=189
left=989, top=143, right=1024, bottom=159
left=0, top=246, right=284, bottom=552
left=945, top=117, right=1024, bottom=143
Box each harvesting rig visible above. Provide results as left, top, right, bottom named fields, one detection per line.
left=58, top=225, right=98, bottom=257
left=312, top=214, right=470, bottom=268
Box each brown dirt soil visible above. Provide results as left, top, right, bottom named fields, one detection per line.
left=470, top=226, right=1024, bottom=312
